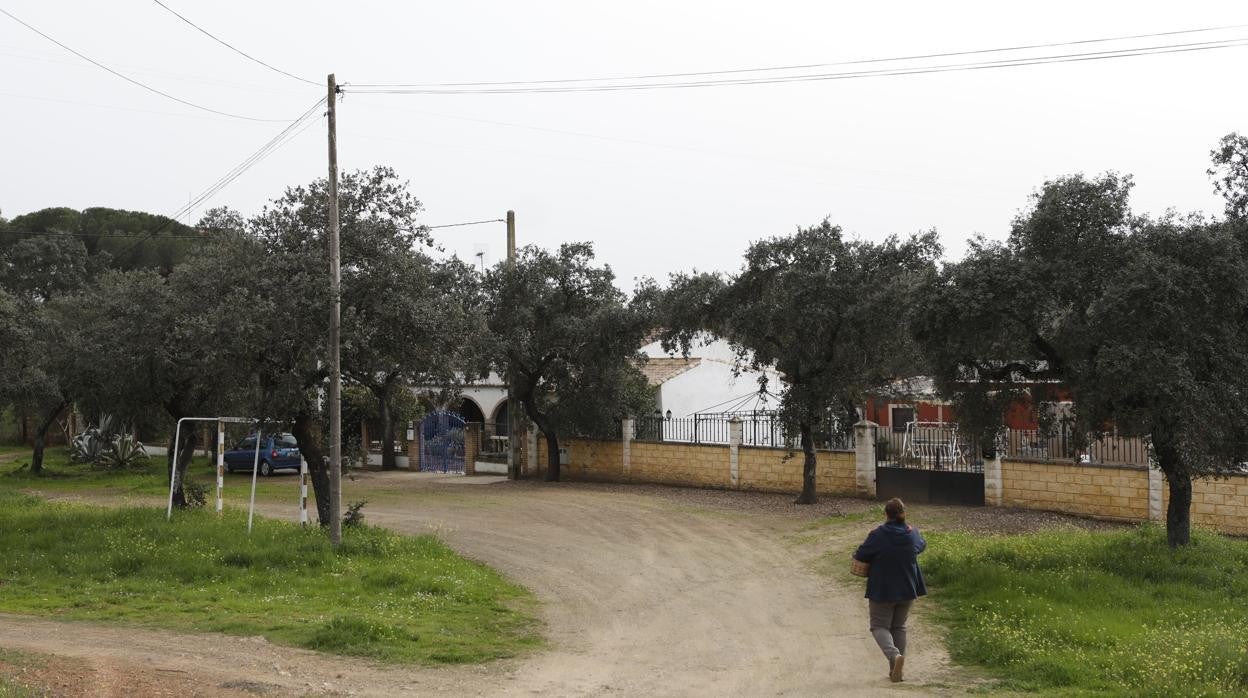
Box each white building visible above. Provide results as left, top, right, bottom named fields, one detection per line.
left=639, top=336, right=783, bottom=418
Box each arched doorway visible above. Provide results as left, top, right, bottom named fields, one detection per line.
left=491, top=402, right=509, bottom=437
left=458, top=397, right=485, bottom=425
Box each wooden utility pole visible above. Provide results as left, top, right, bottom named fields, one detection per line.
left=506, top=210, right=520, bottom=480
left=326, top=73, right=343, bottom=545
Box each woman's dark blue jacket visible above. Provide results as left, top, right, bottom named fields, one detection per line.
left=853, top=520, right=928, bottom=602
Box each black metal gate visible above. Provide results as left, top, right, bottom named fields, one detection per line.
left=875, top=422, right=984, bottom=506
left=419, top=411, right=465, bottom=474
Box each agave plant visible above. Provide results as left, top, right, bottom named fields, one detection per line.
left=71, top=415, right=149, bottom=470
left=70, top=414, right=115, bottom=464
left=99, top=432, right=149, bottom=470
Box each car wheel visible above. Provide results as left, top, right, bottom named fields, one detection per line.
left=260, top=461, right=273, bottom=477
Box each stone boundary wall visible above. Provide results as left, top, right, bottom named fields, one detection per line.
left=1169, top=477, right=1248, bottom=536
left=513, top=420, right=1248, bottom=536
left=546, top=436, right=856, bottom=495
left=1001, top=458, right=1150, bottom=522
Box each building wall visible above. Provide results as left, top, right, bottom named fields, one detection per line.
left=641, top=336, right=782, bottom=418
left=1001, top=458, right=1150, bottom=521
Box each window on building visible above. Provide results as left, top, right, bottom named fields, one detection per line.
left=891, top=406, right=915, bottom=433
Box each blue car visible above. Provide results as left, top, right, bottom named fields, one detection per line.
left=224, top=433, right=301, bottom=476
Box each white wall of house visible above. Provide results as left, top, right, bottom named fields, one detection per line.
left=641, top=336, right=782, bottom=417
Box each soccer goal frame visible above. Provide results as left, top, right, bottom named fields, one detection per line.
left=164, top=416, right=310, bottom=532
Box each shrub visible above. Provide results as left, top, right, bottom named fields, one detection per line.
left=343, top=500, right=367, bottom=527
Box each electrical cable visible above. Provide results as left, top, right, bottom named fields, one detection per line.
left=344, top=37, right=1248, bottom=95
left=425, top=219, right=506, bottom=230
left=352, top=23, right=1248, bottom=88
left=110, top=95, right=328, bottom=258
left=0, top=7, right=292, bottom=121
left=150, top=0, right=319, bottom=86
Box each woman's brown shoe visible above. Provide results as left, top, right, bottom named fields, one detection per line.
left=889, top=655, right=905, bottom=683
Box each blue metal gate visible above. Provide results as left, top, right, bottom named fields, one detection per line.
left=420, top=411, right=465, bottom=474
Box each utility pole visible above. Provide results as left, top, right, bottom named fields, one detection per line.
left=326, top=73, right=343, bottom=545
left=505, top=210, right=520, bottom=480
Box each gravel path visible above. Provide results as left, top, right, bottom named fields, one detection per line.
left=0, top=472, right=1121, bottom=696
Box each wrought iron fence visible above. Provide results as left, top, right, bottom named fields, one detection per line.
left=1000, top=427, right=1149, bottom=466
left=632, top=412, right=854, bottom=450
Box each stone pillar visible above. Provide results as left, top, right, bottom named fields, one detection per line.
left=621, top=418, right=634, bottom=478
left=983, top=452, right=1003, bottom=506
left=463, top=422, right=479, bottom=476
left=407, top=421, right=422, bottom=472
left=853, top=420, right=878, bottom=499
left=728, top=417, right=742, bottom=488
left=1148, top=459, right=1164, bottom=523
left=526, top=423, right=539, bottom=477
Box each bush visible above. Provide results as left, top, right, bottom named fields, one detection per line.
left=343, top=500, right=367, bottom=527
left=182, top=480, right=207, bottom=508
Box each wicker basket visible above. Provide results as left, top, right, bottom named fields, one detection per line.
left=850, top=557, right=870, bottom=577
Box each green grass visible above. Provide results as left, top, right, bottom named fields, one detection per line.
left=925, top=525, right=1248, bottom=696
left=0, top=447, right=300, bottom=505
left=0, top=491, right=540, bottom=664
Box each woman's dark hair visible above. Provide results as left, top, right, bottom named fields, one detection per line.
left=884, top=497, right=906, bottom=523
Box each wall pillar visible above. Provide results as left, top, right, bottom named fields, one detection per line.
left=853, top=420, right=878, bottom=498
left=983, top=452, right=1003, bottom=506
left=1148, top=457, right=1164, bottom=523
left=621, top=418, right=634, bottom=478
left=728, top=417, right=742, bottom=488
left=463, top=422, right=479, bottom=476
left=407, top=421, right=421, bottom=472
left=526, top=423, right=539, bottom=477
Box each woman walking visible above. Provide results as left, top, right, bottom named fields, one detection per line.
left=853, top=497, right=927, bottom=683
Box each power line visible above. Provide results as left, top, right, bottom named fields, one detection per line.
left=112, top=95, right=328, bottom=258
left=350, top=23, right=1248, bottom=88
left=425, top=219, right=506, bottom=229
left=0, top=7, right=291, bottom=122
left=149, top=0, right=319, bottom=87
left=345, top=37, right=1248, bottom=95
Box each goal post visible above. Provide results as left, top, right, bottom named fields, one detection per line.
left=166, top=416, right=309, bottom=532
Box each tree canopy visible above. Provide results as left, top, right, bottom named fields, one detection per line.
left=916, top=171, right=1248, bottom=546
left=661, top=221, right=940, bottom=503
left=484, top=242, right=653, bottom=481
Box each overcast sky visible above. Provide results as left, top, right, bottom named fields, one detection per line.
left=3, top=1, right=1246, bottom=286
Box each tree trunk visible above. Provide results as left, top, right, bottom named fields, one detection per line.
left=30, top=401, right=69, bottom=476
left=167, top=430, right=199, bottom=507
left=794, top=420, right=818, bottom=504
left=1152, top=435, right=1192, bottom=547
left=1165, top=473, right=1193, bottom=548
left=292, top=411, right=332, bottom=526
left=379, top=396, right=396, bottom=470
left=544, top=430, right=561, bottom=482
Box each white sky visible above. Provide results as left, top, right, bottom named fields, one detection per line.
left=3, top=1, right=1246, bottom=287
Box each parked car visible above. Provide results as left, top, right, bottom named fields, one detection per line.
left=223, top=433, right=301, bottom=476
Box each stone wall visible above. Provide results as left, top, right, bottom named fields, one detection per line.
left=1001, top=458, right=1150, bottom=522
left=1169, top=475, right=1248, bottom=536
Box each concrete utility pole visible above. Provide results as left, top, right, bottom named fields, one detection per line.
left=326, top=73, right=343, bottom=545
left=506, top=210, right=521, bottom=480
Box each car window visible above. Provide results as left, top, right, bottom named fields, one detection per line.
left=276, top=435, right=299, bottom=449
left=235, top=437, right=257, bottom=450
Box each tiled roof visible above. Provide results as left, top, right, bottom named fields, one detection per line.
left=639, top=357, right=701, bottom=386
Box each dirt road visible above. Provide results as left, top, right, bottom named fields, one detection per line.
left=0, top=474, right=965, bottom=696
